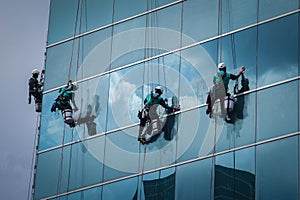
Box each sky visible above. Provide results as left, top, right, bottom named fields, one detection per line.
left=0, top=1, right=50, bottom=199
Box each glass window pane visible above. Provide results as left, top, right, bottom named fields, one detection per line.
left=102, top=177, right=139, bottom=200
left=182, top=0, right=219, bottom=46
left=48, top=0, right=80, bottom=44
left=111, top=4, right=182, bottom=71
left=258, top=0, right=299, bottom=21
left=257, top=81, right=298, bottom=141
left=222, top=0, right=258, bottom=33
left=39, top=91, right=75, bottom=151
left=103, top=126, right=139, bottom=182
left=34, top=147, right=70, bottom=199
left=257, top=14, right=298, bottom=87
left=48, top=0, right=113, bottom=44
left=216, top=92, right=256, bottom=153
left=177, top=107, right=206, bottom=162
left=141, top=168, right=176, bottom=199
left=215, top=149, right=255, bottom=200
left=68, top=137, right=105, bottom=191
left=256, top=137, right=299, bottom=199
left=175, top=158, right=212, bottom=200
left=50, top=186, right=102, bottom=200
left=107, top=54, right=181, bottom=131
left=39, top=75, right=109, bottom=151
left=44, top=28, right=112, bottom=91
left=220, top=28, right=257, bottom=90
left=114, top=0, right=146, bottom=22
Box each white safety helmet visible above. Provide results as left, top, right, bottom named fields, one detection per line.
left=218, top=62, right=226, bottom=69
left=32, top=69, right=39, bottom=75
left=72, top=82, right=79, bottom=90
left=155, top=85, right=163, bottom=94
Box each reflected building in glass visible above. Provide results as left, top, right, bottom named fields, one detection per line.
left=31, top=0, right=300, bottom=199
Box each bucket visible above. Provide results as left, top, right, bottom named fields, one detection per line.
left=62, top=108, right=74, bottom=124
left=224, top=96, right=235, bottom=112
left=35, top=102, right=42, bottom=112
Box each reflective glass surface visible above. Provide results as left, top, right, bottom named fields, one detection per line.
left=39, top=91, right=74, bottom=151
left=102, top=176, right=139, bottom=199
left=39, top=75, right=109, bottom=151
left=175, top=158, right=212, bottom=200
left=44, top=28, right=112, bottom=91
left=182, top=0, right=218, bottom=46
left=34, top=147, right=71, bottom=199
left=216, top=92, right=256, bottom=153
left=215, top=148, right=255, bottom=200
left=50, top=187, right=102, bottom=200
left=141, top=168, right=176, bottom=199
left=221, top=0, right=258, bottom=33
left=102, top=126, right=140, bottom=182
left=177, top=107, right=206, bottom=162
left=68, top=137, right=104, bottom=191
left=256, top=137, right=299, bottom=199
left=36, top=0, right=300, bottom=199
left=48, top=0, right=113, bottom=44
left=257, top=14, right=298, bottom=87
left=257, top=81, right=298, bottom=141
left=220, top=28, right=257, bottom=90
left=258, top=0, right=299, bottom=21
left=107, top=54, right=181, bottom=131
left=111, top=4, right=182, bottom=71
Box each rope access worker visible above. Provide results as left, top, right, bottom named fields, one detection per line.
left=28, top=69, right=44, bottom=112
left=138, top=85, right=180, bottom=145
left=206, top=62, right=245, bottom=119
left=51, top=80, right=79, bottom=128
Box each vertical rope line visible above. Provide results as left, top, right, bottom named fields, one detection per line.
left=227, top=1, right=238, bottom=92
left=80, top=2, right=88, bottom=192
left=75, top=0, right=84, bottom=82
left=174, top=2, right=184, bottom=199
left=100, top=0, right=115, bottom=198
left=254, top=1, right=259, bottom=199
left=210, top=2, right=222, bottom=198
left=56, top=125, right=67, bottom=197
left=218, top=0, right=223, bottom=63
left=27, top=114, right=40, bottom=200
left=139, top=2, right=151, bottom=198
left=68, top=0, right=82, bottom=80
left=66, top=129, right=74, bottom=200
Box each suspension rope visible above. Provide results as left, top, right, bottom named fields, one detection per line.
left=75, top=0, right=84, bottom=82
left=218, top=0, right=223, bottom=63
left=210, top=0, right=223, bottom=198
left=66, top=129, right=74, bottom=200
left=26, top=114, right=40, bottom=200
left=68, top=0, right=82, bottom=81
left=100, top=0, right=116, bottom=198
left=56, top=125, right=67, bottom=196
left=227, top=1, right=238, bottom=91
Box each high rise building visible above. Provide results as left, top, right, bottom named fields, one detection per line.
left=31, top=0, right=300, bottom=199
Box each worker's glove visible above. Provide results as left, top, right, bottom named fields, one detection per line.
left=173, top=105, right=180, bottom=111
left=51, top=103, right=57, bottom=112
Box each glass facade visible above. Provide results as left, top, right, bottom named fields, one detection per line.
left=32, top=0, right=300, bottom=199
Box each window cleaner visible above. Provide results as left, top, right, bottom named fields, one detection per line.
left=51, top=80, right=79, bottom=128
left=206, top=63, right=245, bottom=120
left=138, top=85, right=180, bottom=145
left=28, top=69, right=44, bottom=112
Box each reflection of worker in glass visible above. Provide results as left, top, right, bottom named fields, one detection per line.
left=138, top=86, right=180, bottom=145
left=75, top=95, right=100, bottom=136
left=206, top=63, right=245, bottom=119
left=51, top=80, right=79, bottom=127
